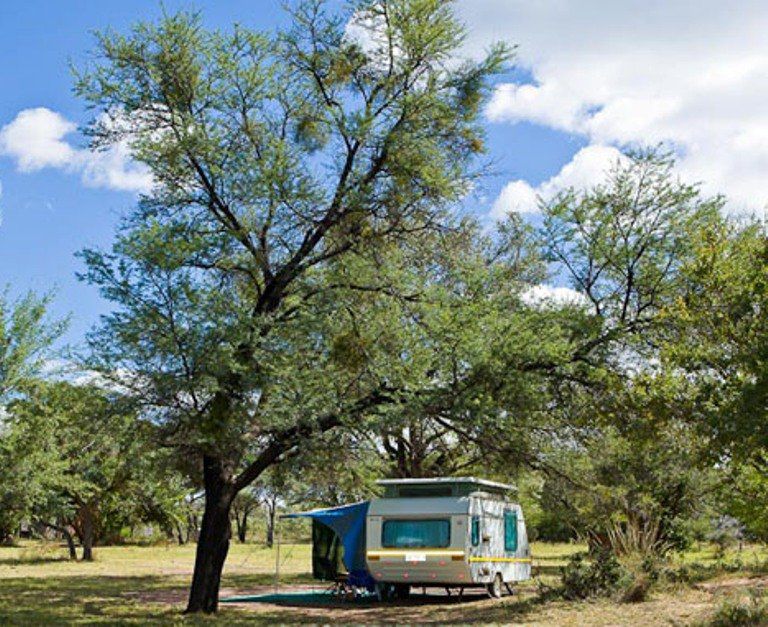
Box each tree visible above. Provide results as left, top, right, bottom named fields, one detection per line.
left=74, top=0, right=511, bottom=612
left=719, top=457, right=768, bottom=542
left=0, top=289, right=65, bottom=405
left=664, top=218, right=768, bottom=541
left=8, top=381, right=169, bottom=560
left=468, top=151, right=726, bottom=553
left=0, top=289, right=64, bottom=543
left=533, top=375, right=715, bottom=553
left=540, top=150, right=722, bottom=353
left=666, top=218, right=768, bottom=459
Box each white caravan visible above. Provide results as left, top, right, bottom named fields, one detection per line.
left=365, top=477, right=531, bottom=598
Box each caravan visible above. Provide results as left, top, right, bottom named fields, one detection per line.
left=365, top=477, right=531, bottom=598
left=282, top=476, right=531, bottom=599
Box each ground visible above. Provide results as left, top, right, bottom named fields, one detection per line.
left=0, top=540, right=766, bottom=625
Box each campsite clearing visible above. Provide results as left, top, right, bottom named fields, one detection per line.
left=1, top=541, right=766, bottom=624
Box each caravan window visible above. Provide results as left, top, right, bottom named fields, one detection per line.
left=471, top=516, right=480, bottom=546
left=504, top=510, right=518, bottom=552
left=382, top=519, right=450, bottom=548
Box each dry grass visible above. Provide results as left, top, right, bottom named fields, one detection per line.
left=0, top=540, right=765, bottom=625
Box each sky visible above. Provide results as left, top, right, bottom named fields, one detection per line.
left=0, top=0, right=766, bottom=349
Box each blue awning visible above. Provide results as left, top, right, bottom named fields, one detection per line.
left=283, top=501, right=372, bottom=587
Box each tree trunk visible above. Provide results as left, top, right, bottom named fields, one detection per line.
left=81, top=506, right=95, bottom=561
left=185, top=512, right=198, bottom=543
left=185, top=456, right=236, bottom=614
left=63, top=527, right=77, bottom=561
left=236, top=511, right=248, bottom=544
left=265, top=500, right=276, bottom=548
left=39, top=521, right=77, bottom=560
left=176, top=521, right=186, bottom=545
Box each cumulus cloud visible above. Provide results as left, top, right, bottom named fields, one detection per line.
left=521, top=284, right=589, bottom=310
left=491, top=144, right=625, bottom=219
left=457, top=0, right=768, bottom=214
left=0, top=108, right=76, bottom=171
left=0, top=107, right=152, bottom=193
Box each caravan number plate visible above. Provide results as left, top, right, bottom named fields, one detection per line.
left=404, top=553, right=427, bottom=562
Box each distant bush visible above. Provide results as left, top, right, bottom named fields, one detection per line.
left=560, top=549, right=625, bottom=600
left=668, top=554, right=768, bottom=585
left=560, top=547, right=672, bottom=603
left=706, top=593, right=768, bottom=627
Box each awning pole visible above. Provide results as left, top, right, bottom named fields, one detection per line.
left=274, top=516, right=280, bottom=595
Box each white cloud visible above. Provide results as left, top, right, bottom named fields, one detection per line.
left=521, top=284, right=589, bottom=309
left=0, top=108, right=76, bottom=171
left=491, top=179, right=538, bottom=217
left=491, top=144, right=625, bottom=219
left=457, top=0, right=768, bottom=214
left=0, top=107, right=152, bottom=194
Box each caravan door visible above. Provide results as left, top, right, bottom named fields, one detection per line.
left=468, top=496, right=494, bottom=584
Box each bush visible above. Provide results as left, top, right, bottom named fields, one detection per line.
left=560, top=549, right=625, bottom=600
left=707, top=593, right=768, bottom=627
left=619, top=573, right=651, bottom=603
left=560, top=547, right=667, bottom=603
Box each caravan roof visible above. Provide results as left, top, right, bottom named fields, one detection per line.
left=376, top=476, right=516, bottom=498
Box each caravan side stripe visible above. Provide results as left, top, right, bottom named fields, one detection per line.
left=367, top=550, right=465, bottom=557
left=468, top=557, right=533, bottom=563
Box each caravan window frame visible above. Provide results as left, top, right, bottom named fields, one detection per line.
left=381, top=518, right=451, bottom=549
left=504, top=509, right=518, bottom=552
left=471, top=515, right=480, bottom=546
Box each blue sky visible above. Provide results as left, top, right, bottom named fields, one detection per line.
left=2, top=1, right=765, bottom=349
left=0, top=1, right=584, bottom=349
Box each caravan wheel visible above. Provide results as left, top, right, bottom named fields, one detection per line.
left=487, top=573, right=503, bottom=598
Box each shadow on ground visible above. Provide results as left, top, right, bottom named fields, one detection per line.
left=0, top=574, right=549, bottom=625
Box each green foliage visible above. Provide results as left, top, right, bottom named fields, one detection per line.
left=0, top=289, right=64, bottom=540
left=514, top=151, right=727, bottom=553
left=717, top=456, right=768, bottom=542
left=73, top=0, right=513, bottom=480
left=706, top=593, right=768, bottom=627
left=542, top=150, right=721, bottom=341
left=661, top=217, right=768, bottom=542
left=560, top=548, right=663, bottom=603
left=4, top=382, right=189, bottom=553
left=0, top=289, right=65, bottom=404
left=560, top=549, right=625, bottom=600
left=665, top=219, right=768, bottom=459
left=537, top=420, right=713, bottom=553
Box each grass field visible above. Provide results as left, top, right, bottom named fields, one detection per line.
left=0, top=540, right=766, bottom=625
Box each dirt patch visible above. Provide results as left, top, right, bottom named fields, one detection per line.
left=128, top=587, right=189, bottom=605
left=695, top=575, right=768, bottom=592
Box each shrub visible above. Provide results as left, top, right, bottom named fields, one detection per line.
left=619, top=573, right=651, bottom=603
left=560, top=549, right=625, bottom=600
left=707, top=593, right=768, bottom=627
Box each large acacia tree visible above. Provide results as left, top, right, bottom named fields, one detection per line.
left=75, top=0, right=510, bottom=612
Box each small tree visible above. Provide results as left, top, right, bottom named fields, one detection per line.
left=9, top=382, right=156, bottom=560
